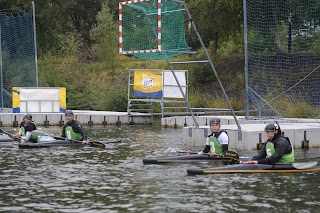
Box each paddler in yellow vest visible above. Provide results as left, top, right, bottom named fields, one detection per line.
left=244, top=123, right=294, bottom=164
left=62, top=110, right=87, bottom=144
left=197, top=117, right=229, bottom=157
left=15, top=114, right=38, bottom=143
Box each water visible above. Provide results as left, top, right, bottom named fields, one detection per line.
left=0, top=126, right=319, bottom=213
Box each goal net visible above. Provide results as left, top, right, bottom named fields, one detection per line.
left=119, top=0, right=190, bottom=60
left=245, top=0, right=320, bottom=116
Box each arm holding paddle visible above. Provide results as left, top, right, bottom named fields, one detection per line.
left=15, top=128, right=22, bottom=139
left=242, top=144, right=267, bottom=164
left=61, top=121, right=87, bottom=144
left=59, top=110, right=87, bottom=144
left=243, top=139, right=292, bottom=164
left=187, top=117, right=229, bottom=158
left=244, top=123, right=295, bottom=164
left=15, top=114, right=37, bottom=142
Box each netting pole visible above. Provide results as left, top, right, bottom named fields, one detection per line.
left=0, top=15, right=3, bottom=110
left=177, top=0, right=242, bottom=136
left=243, top=0, right=249, bottom=119
left=119, top=2, right=122, bottom=54
left=32, top=1, right=38, bottom=87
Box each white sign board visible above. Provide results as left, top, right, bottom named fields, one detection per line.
left=163, top=70, right=187, bottom=98
left=13, top=87, right=66, bottom=113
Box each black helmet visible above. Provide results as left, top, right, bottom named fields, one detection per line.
left=209, top=117, right=220, bottom=125
left=65, top=110, right=74, bottom=116
left=24, top=114, right=32, bottom=119
left=265, top=123, right=280, bottom=132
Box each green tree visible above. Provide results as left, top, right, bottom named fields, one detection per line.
left=49, top=0, right=103, bottom=62
left=90, top=2, right=118, bottom=77
left=0, top=0, right=40, bottom=13
left=187, top=0, right=243, bottom=54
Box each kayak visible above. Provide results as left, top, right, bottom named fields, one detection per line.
left=0, top=134, right=16, bottom=142
left=18, top=139, right=86, bottom=149
left=187, top=162, right=320, bottom=175
left=18, top=136, right=121, bottom=149
left=143, top=154, right=221, bottom=164
left=143, top=152, right=252, bottom=164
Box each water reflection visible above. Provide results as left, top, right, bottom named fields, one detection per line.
left=0, top=125, right=319, bottom=212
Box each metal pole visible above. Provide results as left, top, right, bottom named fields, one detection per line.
left=0, top=14, right=3, bottom=110
left=127, top=69, right=131, bottom=114
left=165, top=58, right=199, bottom=126
left=181, top=1, right=241, bottom=133
left=243, top=0, right=249, bottom=119
left=32, top=1, right=39, bottom=87
left=162, top=70, right=164, bottom=118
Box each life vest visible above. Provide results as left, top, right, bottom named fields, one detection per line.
left=265, top=137, right=295, bottom=163
left=208, top=131, right=228, bottom=155
left=65, top=126, right=83, bottom=140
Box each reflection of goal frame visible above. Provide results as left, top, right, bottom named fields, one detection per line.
left=119, top=0, right=162, bottom=54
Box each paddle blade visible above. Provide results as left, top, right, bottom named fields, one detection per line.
left=221, top=150, right=240, bottom=164
left=89, top=141, right=105, bottom=148
left=292, top=162, right=318, bottom=169
left=164, top=148, right=178, bottom=154
left=164, top=148, right=189, bottom=154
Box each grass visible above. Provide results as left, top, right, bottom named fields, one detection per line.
left=37, top=54, right=320, bottom=119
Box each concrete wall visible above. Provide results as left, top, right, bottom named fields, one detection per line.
left=182, top=122, right=320, bottom=150
left=0, top=111, right=151, bottom=127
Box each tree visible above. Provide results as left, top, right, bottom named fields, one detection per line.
left=90, top=2, right=118, bottom=77
left=0, top=0, right=31, bottom=13
left=187, top=0, right=243, bottom=54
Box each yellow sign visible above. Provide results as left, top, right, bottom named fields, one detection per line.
left=134, top=70, right=163, bottom=98
left=12, top=87, right=20, bottom=113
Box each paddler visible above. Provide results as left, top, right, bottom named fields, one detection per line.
left=188, top=117, right=229, bottom=157
left=61, top=110, right=87, bottom=144
left=244, top=123, right=294, bottom=164
left=15, top=114, right=38, bottom=142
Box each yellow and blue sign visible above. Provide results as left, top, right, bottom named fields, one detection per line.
left=12, top=87, right=66, bottom=113
left=59, top=88, right=66, bottom=113
left=12, top=87, right=20, bottom=113
left=134, top=70, right=163, bottom=98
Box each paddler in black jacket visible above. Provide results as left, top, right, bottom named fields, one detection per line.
left=15, top=114, right=38, bottom=142
left=244, top=123, right=294, bottom=164
left=61, top=110, right=87, bottom=144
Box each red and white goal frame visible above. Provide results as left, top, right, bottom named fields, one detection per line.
left=119, top=0, right=162, bottom=55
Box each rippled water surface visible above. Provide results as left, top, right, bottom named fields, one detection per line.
left=0, top=125, right=319, bottom=213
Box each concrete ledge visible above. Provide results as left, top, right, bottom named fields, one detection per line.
left=183, top=122, right=320, bottom=150
left=162, top=115, right=320, bottom=127
left=0, top=111, right=151, bottom=127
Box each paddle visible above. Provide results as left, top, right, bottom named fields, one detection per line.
left=221, top=150, right=242, bottom=164
left=221, top=150, right=318, bottom=169
left=164, top=148, right=194, bottom=154
left=53, top=136, right=106, bottom=148
left=0, top=128, right=18, bottom=140
left=165, top=148, right=251, bottom=160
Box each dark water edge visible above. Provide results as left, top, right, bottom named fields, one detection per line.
left=0, top=125, right=319, bottom=213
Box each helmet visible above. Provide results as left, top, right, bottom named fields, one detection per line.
left=209, top=117, right=220, bottom=125
left=265, top=123, right=280, bottom=132
left=65, top=110, right=74, bottom=116
left=24, top=114, right=32, bottom=120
